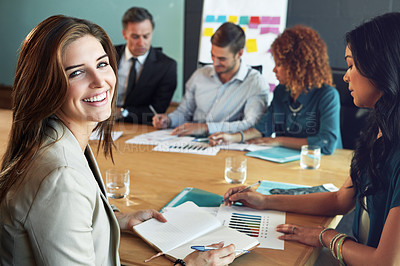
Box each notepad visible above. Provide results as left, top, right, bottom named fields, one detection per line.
left=133, top=201, right=259, bottom=262
left=245, top=147, right=300, bottom=163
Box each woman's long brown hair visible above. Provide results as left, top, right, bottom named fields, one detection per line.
left=0, top=15, right=118, bottom=203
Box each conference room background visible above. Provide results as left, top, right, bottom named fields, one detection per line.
left=0, top=0, right=399, bottom=102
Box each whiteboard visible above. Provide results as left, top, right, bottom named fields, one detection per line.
left=199, top=0, right=288, bottom=92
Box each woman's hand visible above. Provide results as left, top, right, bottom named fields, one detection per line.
left=276, top=224, right=325, bottom=247
left=223, top=186, right=267, bottom=209
left=183, top=242, right=236, bottom=266
left=114, top=209, right=167, bottom=233
left=208, top=132, right=239, bottom=146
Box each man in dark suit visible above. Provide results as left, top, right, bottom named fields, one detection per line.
left=115, top=7, right=177, bottom=124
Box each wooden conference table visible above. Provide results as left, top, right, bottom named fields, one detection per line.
left=0, top=109, right=353, bottom=266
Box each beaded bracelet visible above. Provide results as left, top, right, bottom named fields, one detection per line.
left=319, top=228, right=335, bottom=248
left=174, top=259, right=186, bottom=266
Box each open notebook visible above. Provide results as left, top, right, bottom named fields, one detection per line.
left=133, top=201, right=259, bottom=262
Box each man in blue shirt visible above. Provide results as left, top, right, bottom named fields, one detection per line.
left=152, top=22, right=268, bottom=136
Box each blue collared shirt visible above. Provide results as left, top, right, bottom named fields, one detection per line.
left=254, top=84, right=342, bottom=155
left=168, top=63, right=268, bottom=133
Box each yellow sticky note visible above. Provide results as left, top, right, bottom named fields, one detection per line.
left=204, top=28, right=214, bottom=37
left=228, top=16, right=238, bottom=23
left=246, top=39, right=258, bottom=53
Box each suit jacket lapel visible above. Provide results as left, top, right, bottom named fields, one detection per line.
left=84, top=145, right=121, bottom=259
left=84, top=146, right=108, bottom=197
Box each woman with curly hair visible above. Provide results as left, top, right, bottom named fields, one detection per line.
left=209, top=25, right=342, bottom=154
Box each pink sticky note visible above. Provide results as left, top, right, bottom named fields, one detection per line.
left=270, top=17, right=280, bottom=24
left=248, top=23, right=259, bottom=29
left=261, top=16, right=271, bottom=24
left=260, top=27, right=279, bottom=35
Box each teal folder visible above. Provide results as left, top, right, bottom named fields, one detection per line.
left=256, top=180, right=305, bottom=195
left=245, top=147, right=300, bottom=163
left=162, top=187, right=223, bottom=211
left=256, top=180, right=338, bottom=195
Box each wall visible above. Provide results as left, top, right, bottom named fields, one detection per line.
left=0, top=0, right=184, bottom=102
left=184, top=0, right=400, bottom=83
left=286, top=0, right=400, bottom=69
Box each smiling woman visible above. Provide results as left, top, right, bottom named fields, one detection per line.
left=57, top=35, right=116, bottom=150
left=0, top=15, right=167, bottom=265
left=0, top=15, right=236, bottom=266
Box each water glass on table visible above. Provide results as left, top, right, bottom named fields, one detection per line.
left=225, top=156, right=247, bottom=184
left=300, top=145, right=321, bottom=169
left=106, top=169, right=130, bottom=199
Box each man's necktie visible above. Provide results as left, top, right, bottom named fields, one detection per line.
left=126, top=57, right=138, bottom=94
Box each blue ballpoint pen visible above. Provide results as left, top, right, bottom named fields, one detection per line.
left=191, top=246, right=250, bottom=253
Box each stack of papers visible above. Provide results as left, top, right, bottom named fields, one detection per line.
left=153, top=139, right=220, bottom=156
left=125, top=129, right=180, bottom=145
left=126, top=130, right=220, bottom=155
left=218, top=143, right=273, bottom=151
left=124, top=130, right=281, bottom=156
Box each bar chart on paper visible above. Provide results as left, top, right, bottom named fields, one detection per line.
left=217, top=206, right=285, bottom=249
left=229, top=212, right=264, bottom=237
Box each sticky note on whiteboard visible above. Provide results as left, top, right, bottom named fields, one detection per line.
left=246, top=39, right=258, bottom=53
left=216, top=15, right=227, bottom=23
left=204, top=28, right=214, bottom=37
left=228, top=16, right=238, bottom=23
left=239, top=16, right=249, bottom=25
left=205, top=15, right=215, bottom=23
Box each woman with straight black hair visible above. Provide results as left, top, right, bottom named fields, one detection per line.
left=222, top=12, right=400, bottom=265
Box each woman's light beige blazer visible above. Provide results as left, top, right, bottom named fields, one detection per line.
left=0, top=119, right=121, bottom=265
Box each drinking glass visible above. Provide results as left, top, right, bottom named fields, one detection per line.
left=224, top=156, right=247, bottom=184
left=106, top=169, right=130, bottom=199
left=300, top=145, right=321, bottom=169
